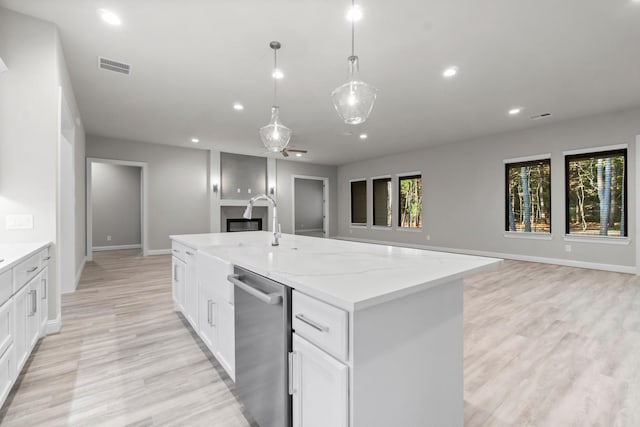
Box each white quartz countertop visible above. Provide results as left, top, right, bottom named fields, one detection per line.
left=172, top=232, right=501, bottom=311
left=0, top=242, right=51, bottom=274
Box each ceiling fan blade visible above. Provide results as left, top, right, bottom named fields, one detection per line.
left=286, top=149, right=308, bottom=153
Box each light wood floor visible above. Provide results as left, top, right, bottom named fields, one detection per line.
left=1, top=251, right=639, bottom=426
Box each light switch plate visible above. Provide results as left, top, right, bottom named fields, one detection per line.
left=0, top=57, right=7, bottom=73
left=6, top=214, right=34, bottom=230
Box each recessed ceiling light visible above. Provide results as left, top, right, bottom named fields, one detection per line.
left=295, top=153, right=302, bottom=157
left=233, top=103, right=244, bottom=111
left=442, top=66, right=458, bottom=78
left=191, top=138, right=200, bottom=143
left=508, top=108, right=522, bottom=116
left=346, top=5, right=363, bottom=22
left=98, top=9, right=122, bottom=26
left=272, top=69, right=284, bottom=79
left=359, top=133, right=368, bottom=140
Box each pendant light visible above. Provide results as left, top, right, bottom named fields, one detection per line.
left=260, top=41, right=292, bottom=152
left=331, top=0, right=378, bottom=125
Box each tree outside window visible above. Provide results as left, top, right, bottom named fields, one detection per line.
left=505, top=159, right=551, bottom=233
left=565, top=149, right=626, bottom=237
left=398, top=175, right=422, bottom=228
left=350, top=180, right=367, bottom=225
left=373, top=177, right=392, bottom=227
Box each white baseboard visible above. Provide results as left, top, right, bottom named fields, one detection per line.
left=147, top=249, right=171, bottom=256
left=75, top=256, right=86, bottom=288
left=46, top=312, right=62, bottom=335
left=92, top=244, right=142, bottom=251
left=335, top=236, right=636, bottom=275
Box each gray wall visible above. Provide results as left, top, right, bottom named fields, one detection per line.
left=91, top=163, right=141, bottom=247
left=294, top=178, right=324, bottom=232
left=87, top=135, right=210, bottom=250
left=276, top=159, right=338, bottom=237
left=220, top=152, right=267, bottom=200
left=338, top=108, right=640, bottom=268
left=0, top=8, right=84, bottom=322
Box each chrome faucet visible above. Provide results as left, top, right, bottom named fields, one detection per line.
left=243, top=194, right=280, bottom=246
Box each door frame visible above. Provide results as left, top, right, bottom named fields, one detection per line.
left=86, top=157, right=149, bottom=261
left=291, top=175, right=329, bottom=237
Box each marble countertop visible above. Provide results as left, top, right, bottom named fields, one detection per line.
left=0, top=242, right=51, bottom=275
left=172, top=232, right=502, bottom=311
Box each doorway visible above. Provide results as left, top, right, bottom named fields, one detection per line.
left=58, top=90, right=76, bottom=296
left=292, top=176, right=329, bottom=238
left=86, top=158, right=148, bottom=261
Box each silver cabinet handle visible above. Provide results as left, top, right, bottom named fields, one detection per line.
left=227, top=274, right=282, bottom=305
left=207, top=300, right=212, bottom=326
left=288, top=352, right=296, bottom=395
left=41, top=278, right=47, bottom=300
left=43, top=256, right=51, bottom=261
left=28, top=290, right=37, bottom=316
left=173, top=265, right=178, bottom=281
left=27, top=266, right=38, bottom=273
left=295, top=314, right=329, bottom=332
left=186, top=251, right=194, bottom=256
left=172, top=249, right=179, bottom=253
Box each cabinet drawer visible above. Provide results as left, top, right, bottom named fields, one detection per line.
left=40, top=247, right=51, bottom=264
left=171, top=241, right=195, bottom=262
left=292, top=291, right=348, bottom=361
left=0, top=343, right=14, bottom=407
left=0, top=299, right=12, bottom=358
left=0, top=270, right=11, bottom=307
left=13, top=252, right=42, bottom=293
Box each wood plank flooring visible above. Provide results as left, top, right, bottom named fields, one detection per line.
left=0, top=250, right=639, bottom=426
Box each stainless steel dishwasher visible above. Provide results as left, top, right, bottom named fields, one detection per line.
left=228, top=266, right=292, bottom=427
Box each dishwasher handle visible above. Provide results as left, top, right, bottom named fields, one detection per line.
left=227, top=274, right=283, bottom=305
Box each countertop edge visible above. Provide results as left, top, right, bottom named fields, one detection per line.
left=0, top=241, right=52, bottom=275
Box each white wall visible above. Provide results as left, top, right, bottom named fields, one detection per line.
left=86, top=135, right=209, bottom=250
left=0, top=8, right=84, bottom=324
left=91, top=163, right=141, bottom=247
left=294, top=178, right=324, bottom=231
left=338, top=108, right=640, bottom=270
left=276, top=160, right=338, bottom=237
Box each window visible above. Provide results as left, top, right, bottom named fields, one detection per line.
left=565, top=149, right=627, bottom=237
left=373, top=177, right=392, bottom=227
left=505, top=159, right=551, bottom=233
left=350, top=180, right=367, bottom=225
left=398, top=175, right=422, bottom=228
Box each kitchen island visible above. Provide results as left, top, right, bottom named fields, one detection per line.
left=170, top=231, right=501, bottom=427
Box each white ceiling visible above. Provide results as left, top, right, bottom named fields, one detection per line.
left=2, top=0, right=640, bottom=165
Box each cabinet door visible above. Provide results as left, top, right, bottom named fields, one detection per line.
left=184, top=250, right=198, bottom=329
left=39, top=267, right=48, bottom=336
left=198, top=286, right=216, bottom=353
left=291, top=334, right=348, bottom=427
left=14, top=285, right=29, bottom=373
left=215, top=299, right=235, bottom=381
left=27, top=279, right=39, bottom=350
left=171, top=257, right=185, bottom=312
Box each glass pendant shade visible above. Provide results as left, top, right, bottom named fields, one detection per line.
left=332, top=56, right=378, bottom=125
left=260, top=106, right=292, bottom=152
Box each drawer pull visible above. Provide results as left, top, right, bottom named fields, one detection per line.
left=295, top=314, right=329, bottom=332
left=26, top=266, right=38, bottom=273
left=172, top=249, right=179, bottom=253
left=186, top=251, right=194, bottom=256
left=43, top=256, right=51, bottom=261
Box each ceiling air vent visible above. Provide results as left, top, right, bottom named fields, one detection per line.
left=98, top=56, right=131, bottom=75
left=530, top=112, right=552, bottom=121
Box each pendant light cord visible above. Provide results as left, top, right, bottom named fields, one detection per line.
left=273, top=48, right=278, bottom=106
left=351, top=0, right=355, bottom=57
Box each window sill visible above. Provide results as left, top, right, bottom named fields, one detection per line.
left=371, top=226, right=392, bottom=231
left=503, top=232, right=552, bottom=240
left=396, top=227, right=422, bottom=233
left=563, top=235, right=631, bottom=245
left=349, top=224, right=367, bottom=229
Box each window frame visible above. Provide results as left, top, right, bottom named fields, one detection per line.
left=564, top=148, right=628, bottom=237
left=372, top=176, right=392, bottom=228
left=504, top=157, right=552, bottom=234
left=350, top=179, right=368, bottom=226
left=397, top=173, right=423, bottom=229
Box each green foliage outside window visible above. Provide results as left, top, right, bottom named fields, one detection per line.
left=505, top=159, right=551, bottom=233
left=399, top=175, right=422, bottom=228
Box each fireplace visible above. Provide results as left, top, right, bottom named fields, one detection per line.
left=227, top=218, right=263, bottom=232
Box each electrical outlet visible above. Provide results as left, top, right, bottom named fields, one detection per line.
left=107, top=235, right=112, bottom=241
left=564, top=244, right=572, bottom=252
left=248, top=188, right=252, bottom=194
left=6, top=214, right=33, bottom=230
left=426, top=234, right=431, bottom=241
left=237, top=188, right=241, bottom=193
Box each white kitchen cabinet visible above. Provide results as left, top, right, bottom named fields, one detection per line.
left=171, top=257, right=186, bottom=312
left=0, top=343, right=14, bottom=406
left=39, top=267, right=48, bottom=337
left=27, top=278, right=39, bottom=350
left=215, top=299, right=234, bottom=380
left=14, top=283, right=29, bottom=373
left=291, top=333, right=348, bottom=427
left=184, top=248, right=198, bottom=330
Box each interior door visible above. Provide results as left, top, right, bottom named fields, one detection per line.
left=294, top=178, right=327, bottom=238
